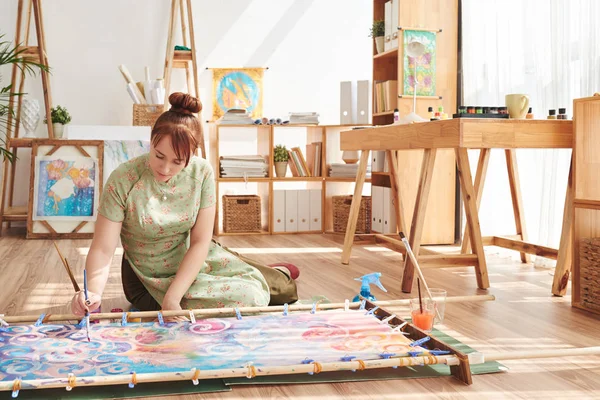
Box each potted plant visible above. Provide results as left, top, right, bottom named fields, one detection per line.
left=274, top=145, right=289, bottom=178
left=44, top=105, right=71, bottom=138
left=0, top=34, right=49, bottom=162
left=369, top=20, right=385, bottom=54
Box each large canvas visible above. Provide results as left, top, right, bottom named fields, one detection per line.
left=403, top=30, right=437, bottom=96
left=32, top=156, right=99, bottom=221
left=0, top=310, right=426, bottom=381
left=212, top=68, right=264, bottom=120
left=103, top=140, right=150, bottom=184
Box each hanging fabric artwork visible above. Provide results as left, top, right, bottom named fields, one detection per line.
left=212, top=68, right=265, bottom=120
left=403, top=30, right=437, bottom=97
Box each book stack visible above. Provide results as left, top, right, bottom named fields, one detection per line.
left=216, top=109, right=254, bottom=125
left=305, top=142, right=322, bottom=177
left=219, top=155, right=268, bottom=178
left=288, top=112, right=319, bottom=125
left=373, top=80, right=397, bottom=114
left=329, top=163, right=371, bottom=178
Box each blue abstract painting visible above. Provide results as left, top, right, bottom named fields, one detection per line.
left=33, top=156, right=99, bottom=221
left=212, top=68, right=264, bottom=120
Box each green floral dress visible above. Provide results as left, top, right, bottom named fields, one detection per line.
left=98, top=154, right=270, bottom=309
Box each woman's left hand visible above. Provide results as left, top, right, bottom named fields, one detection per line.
left=161, top=297, right=188, bottom=323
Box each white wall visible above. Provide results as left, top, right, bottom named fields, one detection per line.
left=0, top=0, right=372, bottom=206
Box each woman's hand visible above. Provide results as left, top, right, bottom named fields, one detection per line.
left=161, top=297, right=188, bottom=322
left=71, top=290, right=102, bottom=317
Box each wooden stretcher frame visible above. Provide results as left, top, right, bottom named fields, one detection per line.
left=2, top=295, right=599, bottom=396
left=0, top=299, right=476, bottom=395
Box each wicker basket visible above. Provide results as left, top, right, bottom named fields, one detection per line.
left=132, top=104, right=164, bottom=127
left=579, top=237, right=600, bottom=312
left=223, top=195, right=262, bottom=233
left=332, top=195, right=371, bottom=233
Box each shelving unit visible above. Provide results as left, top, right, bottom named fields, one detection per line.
left=369, top=0, right=459, bottom=244
left=572, top=96, right=600, bottom=315
left=209, top=124, right=371, bottom=236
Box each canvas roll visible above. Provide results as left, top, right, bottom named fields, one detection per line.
left=127, top=83, right=142, bottom=104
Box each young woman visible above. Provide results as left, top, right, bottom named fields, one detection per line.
left=71, top=93, right=298, bottom=317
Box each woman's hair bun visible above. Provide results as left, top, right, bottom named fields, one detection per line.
left=168, top=92, right=202, bottom=114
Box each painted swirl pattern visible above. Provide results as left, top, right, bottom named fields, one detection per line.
left=0, top=310, right=425, bottom=381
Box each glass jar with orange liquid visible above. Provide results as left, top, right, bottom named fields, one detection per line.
left=410, top=298, right=436, bottom=332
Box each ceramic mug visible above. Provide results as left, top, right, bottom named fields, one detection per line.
left=505, top=94, right=530, bottom=119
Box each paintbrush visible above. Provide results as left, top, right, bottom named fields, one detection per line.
left=399, top=232, right=442, bottom=322
left=417, top=278, right=423, bottom=313
left=83, top=270, right=91, bottom=342
left=53, top=241, right=80, bottom=292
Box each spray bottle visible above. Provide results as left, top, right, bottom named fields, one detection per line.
left=352, top=272, right=388, bottom=302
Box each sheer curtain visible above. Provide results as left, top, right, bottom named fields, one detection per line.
left=461, top=0, right=600, bottom=265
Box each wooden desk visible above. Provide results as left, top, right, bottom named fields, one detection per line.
left=340, top=119, right=573, bottom=295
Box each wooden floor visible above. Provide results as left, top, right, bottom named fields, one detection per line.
left=2, top=229, right=600, bottom=399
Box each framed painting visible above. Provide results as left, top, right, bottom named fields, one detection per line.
left=27, top=140, right=103, bottom=239
left=402, top=29, right=437, bottom=96
left=212, top=68, right=264, bottom=120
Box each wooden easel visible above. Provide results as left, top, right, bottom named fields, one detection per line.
left=162, top=0, right=205, bottom=158
left=0, top=0, right=53, bottom=236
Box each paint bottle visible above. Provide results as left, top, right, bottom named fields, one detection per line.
left=394, top=108, right=400, bottom=123
left=526, top=107, right=534, bottom=119
left=558, top=108, right=567, bottom=119
left=427, top=107, right=439, bottom=121
left=547, top=109, right=557, bottom=119
left=352, top=272, right=388, bottom=302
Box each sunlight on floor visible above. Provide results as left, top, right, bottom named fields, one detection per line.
left=363, top=246, right=395, bottom=252
left=19, top=282, right=125, bottom=312
left=457, top=272, right=505, bottom=278
left=509, top=296, right=570, bottom=303
left=452, top=391, right=600, bottom=400
left=488, top=281, right=548, bottom=290
left=229, top=247, right=342, bottom=254
left=501, top=359, right=600, bottom=374
left=512, top=270, right=555, bottom=277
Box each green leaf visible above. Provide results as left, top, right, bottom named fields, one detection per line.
left=0, top=32, right=52, bottom=163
